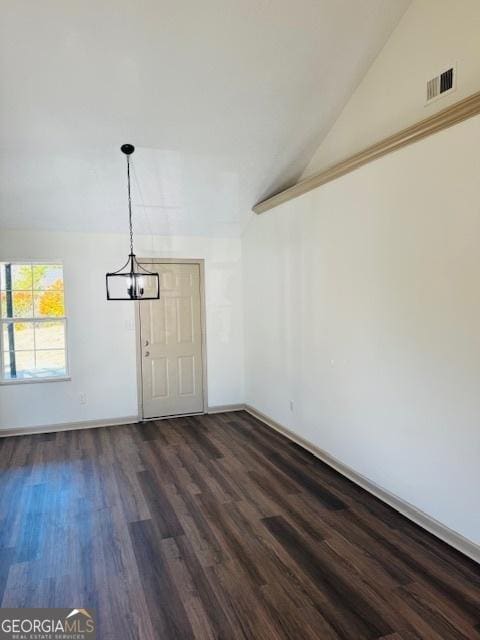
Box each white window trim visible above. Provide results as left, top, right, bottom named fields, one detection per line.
left=0, top=261, right=70, bottom=385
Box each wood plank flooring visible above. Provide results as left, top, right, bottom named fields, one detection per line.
left=0, top=410, right=479, bottom=639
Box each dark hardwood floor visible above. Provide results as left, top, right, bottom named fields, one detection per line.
left=0, top=410, right=479, bottom=639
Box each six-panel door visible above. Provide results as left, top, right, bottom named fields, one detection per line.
left=139, top=263, right=204, bottom=418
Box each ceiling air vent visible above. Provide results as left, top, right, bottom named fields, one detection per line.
left=426, top=66, right=455, bottom=104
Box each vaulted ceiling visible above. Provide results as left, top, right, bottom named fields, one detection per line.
left=0, top=0, right=409, bottom=237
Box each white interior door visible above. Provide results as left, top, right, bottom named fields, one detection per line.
left=139, top=262, right=205, bottom=418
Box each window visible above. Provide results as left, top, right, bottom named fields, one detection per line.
left=0, top=263, right=68, bottom=382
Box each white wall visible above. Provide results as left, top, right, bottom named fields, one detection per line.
left=243, top=113, right=480, bottom=546
left=0, top=230, right=243, bottom=429
left=303, top=0, right=480, bottom=177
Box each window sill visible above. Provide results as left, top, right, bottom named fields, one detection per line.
left=0, top=376, right=71, bottom=386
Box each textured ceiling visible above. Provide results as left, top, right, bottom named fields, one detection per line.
left=0, top=0, right=409, bottom=237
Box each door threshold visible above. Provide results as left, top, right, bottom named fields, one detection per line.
left=140, top=411, right=205, bottom=422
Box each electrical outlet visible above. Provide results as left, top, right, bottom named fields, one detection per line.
left=79, top=392, right=87, bottom=405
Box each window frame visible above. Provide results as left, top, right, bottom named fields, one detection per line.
left=0, top=260, right=70, bottom=385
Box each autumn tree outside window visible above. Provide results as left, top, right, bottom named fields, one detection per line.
left=0, top=263, right=68, bottom=381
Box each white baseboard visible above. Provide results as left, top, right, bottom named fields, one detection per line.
left=207, top=403, right=245, bottom=414
left=0, top=405, right=245, bottom=437
left=244, top=404, right=480, bottom=565
left=0, top=415, right=140, bottom=438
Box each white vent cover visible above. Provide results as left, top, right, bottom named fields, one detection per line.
left=426, top=66, right=456, bottom=104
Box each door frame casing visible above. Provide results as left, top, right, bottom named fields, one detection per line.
left=134, top=258, right=208, bottom=420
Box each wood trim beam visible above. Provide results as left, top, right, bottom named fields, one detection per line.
left=253, top=90, right=480, bottom=214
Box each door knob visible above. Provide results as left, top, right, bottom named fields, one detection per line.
left=144, top=350, right=150, bottom=357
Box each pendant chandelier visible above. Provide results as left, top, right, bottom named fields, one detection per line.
left=106, top=144, right=160, bottom=301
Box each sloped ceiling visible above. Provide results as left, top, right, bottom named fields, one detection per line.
left=0, top=0, right=409, bottom=237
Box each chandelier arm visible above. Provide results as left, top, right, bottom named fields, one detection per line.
left=137, top=265, right=159, bottom=275
left=132, top=257, right=159, bottom=275
left=107, top=255, right=132, bottom=275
